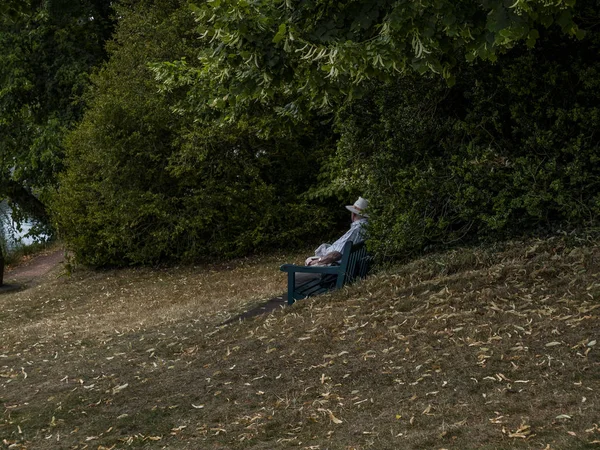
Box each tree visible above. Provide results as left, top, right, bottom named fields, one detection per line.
left=0, top=0, right=113, bottom=225
left=152, top=0, right=581, bottom=124
left=150, top=0, right=600, bottom=260
left=53, top=0, right=334, bottom=266
left=320, top=20, right=600, bottom=258
left=53, top=0, right=600, bottom=266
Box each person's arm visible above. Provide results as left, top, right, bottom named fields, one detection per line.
left=307, top=251, right=342, bottom=266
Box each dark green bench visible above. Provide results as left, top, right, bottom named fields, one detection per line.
left=280, top=241, right=370, bottom=305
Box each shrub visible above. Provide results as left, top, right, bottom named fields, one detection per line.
left=52, top=0, right=332, bottom=266
left=328, top=25, right=600, bottom=259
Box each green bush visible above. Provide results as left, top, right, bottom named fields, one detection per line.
left=52, top=0, right=333, bottom=266
left=328, top=25, right=600, bottom=259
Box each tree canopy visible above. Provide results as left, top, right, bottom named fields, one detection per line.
left=1, top=0, right=598, bottom=265
left=152, top=0, right=581, bottom=124
left=51, top=0, right=335, bottom=266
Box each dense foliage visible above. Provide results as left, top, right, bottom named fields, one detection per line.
left=46, top=0, right=600, bottom=265
left=52, top=0, right=333, bottom=266
left=0, top=0, right=113, bottom=225
left=152, top=0, right=580, bottom=122
left=328, top=23, right=600, bottom=258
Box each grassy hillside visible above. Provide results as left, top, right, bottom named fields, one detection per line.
left=0, top=236, right=599, bottom=449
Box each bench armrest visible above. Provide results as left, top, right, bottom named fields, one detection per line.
left=280, top=264, right=341, bottom=275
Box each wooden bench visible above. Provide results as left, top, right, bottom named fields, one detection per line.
left=280, top=241, right=371, bottom=305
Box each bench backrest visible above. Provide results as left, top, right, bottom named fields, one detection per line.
left=335, top=241, right=370, bottom=289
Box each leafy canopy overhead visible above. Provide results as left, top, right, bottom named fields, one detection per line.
left=153, top=0, right=580, bottom=121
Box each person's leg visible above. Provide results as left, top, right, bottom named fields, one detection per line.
left=285, top=271, right=321, bottom=304
left=295, top=272, right=320, bottom=285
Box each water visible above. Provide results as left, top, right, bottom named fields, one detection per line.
left=0, top=201, right=46, bottom=251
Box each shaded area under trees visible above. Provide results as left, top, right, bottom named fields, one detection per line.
left=25, top=0, right=600, bottom=265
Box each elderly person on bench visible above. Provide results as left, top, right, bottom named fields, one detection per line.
left=293, top=197, right=368, bottom=288
left=304, top=196, right=369, bottom=268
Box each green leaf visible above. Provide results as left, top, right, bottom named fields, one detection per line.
left=488, top=6, right=509, bottom=33
left=526, top=28, right=539, bottom=48
left=272, top=23, right=286, bottom=44
left=556, top=10, right=574, bottom=32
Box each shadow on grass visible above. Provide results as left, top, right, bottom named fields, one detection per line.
left=221, top=294, right=287, bottom=325
left=0, top=283, right=23, bottom=294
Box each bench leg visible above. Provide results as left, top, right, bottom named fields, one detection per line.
left=287, top=271, right=296, bottom=305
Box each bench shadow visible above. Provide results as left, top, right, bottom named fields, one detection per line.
left=221, top=294, right=288, bottom=325
left=0, top=283, right=24, bottom=295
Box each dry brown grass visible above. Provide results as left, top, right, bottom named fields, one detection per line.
left=0, top=251, right=297, bottom=346
left=1, top=236, right=599, bottom=450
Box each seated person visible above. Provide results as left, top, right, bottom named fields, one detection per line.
left=305, top=196, right=369, bottom=267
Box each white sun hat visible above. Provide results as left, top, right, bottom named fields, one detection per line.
left=345, top=197, right=369, bottom=217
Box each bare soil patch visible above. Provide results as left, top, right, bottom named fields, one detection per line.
left=4, top=247, right=65, bottom=285
left=0, top=238, right=598, bottom=449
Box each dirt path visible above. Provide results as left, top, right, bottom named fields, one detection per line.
left=4, top=247, right=65, bottom=284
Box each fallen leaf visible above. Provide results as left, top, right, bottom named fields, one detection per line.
left=508, top=423, right=533, bottom=439
left=319, top=408, right=343, bottom=424
left=328, top=410, right=343, bottom=424
left=112, top=383, right=129, bottom=394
